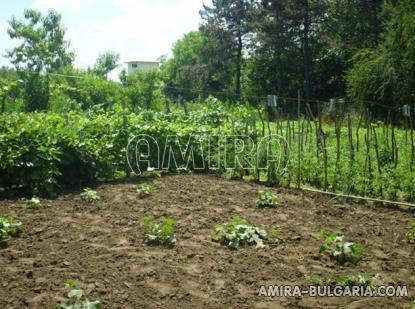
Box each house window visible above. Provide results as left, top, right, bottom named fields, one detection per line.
left=132, top=64, right=138, bottom=68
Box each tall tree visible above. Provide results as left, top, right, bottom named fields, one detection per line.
left=7, top=9, right=74, bottom=111
left=92, top=51, right=120, bottom=79
left=347, top=0, right=415, bottom=115
left=200, top=0, right=255, bottom=101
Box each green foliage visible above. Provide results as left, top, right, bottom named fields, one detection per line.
left=80, top=188, right=99, bottom=203
left=56, top=279, right=101, bottom=309
left=305, top=274, right=335, bottom=286
left=0, top=215, right=22, bottom=243
left=338, top=273, right=380, bottom=289
left=141, top=216, right=176, bottom=247
left=27, top=196, right=43, bottom=209
left=137, top=183, right=153, bottom=198
left=7, top=9, right=74, bottom=111
left=91, top=51, right=120, bottom=79
left=162, top=31, right=211, bottom=101
left=318, top=230, right=363, bottom=264
left=212, top=215, right=281, bottom=249
left=256, top=190, right=278, bottom=208
left=306, top=273, right=379, bottom=289
left=405, top=219, right=415, bottom=241
left=347, top=0, right=415, bottom=111
left=121, top=70, right=161, bottom=111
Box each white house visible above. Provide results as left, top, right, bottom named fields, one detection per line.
left=125, top=61, right=159, bottom=75
left=107, top=60, right=160, bottom=83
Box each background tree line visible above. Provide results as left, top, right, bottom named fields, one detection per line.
left=1, top=1, right=414, bottom=116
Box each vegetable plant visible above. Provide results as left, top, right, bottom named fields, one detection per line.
left=137, top=183, right=153, bottom=198
left=405, top=219, right=415, bottom=241
left=305, top=274, right=335, bottom=285
left=27, top=197, right=43, bottom=209
left=0, top=215, right=22, bottom=243
left=306, top=273, right=379, bottom=290
left=141, top=216, right=176, bottom=247
left=318, top=230, right=363, bottom=264
left=338, top=273, right=380, bottom=289
left=212, top=215, right=281, bottom=249
left=80, top=188, right=100, bottom=203
left=256, top=190, right=279, bottom=208
left=56, top=279, right=101, bottom=309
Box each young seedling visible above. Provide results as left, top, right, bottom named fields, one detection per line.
left=318, top=230, right=363, bottom=264
left=137, top=183, right=153, bottom=198
left=338, top=273, right=380, bottom=290
left=405, top=219, right=415, bottom=241
left=305, top=273, right=379, bottom=290
left=80, top=188, right=100, bottom=203
left=305, top=274, right=335, bottom=286
left=256, top=190, right=279, bottom=208
left=27, top=197, right=43, bottom=209
left=0, top=215, right=22, bottom=243
left=141, top=216, right=176, bottom=247
left=56, top=279, right=101, bottom=309
left=212, top=215, right=281, bottom=249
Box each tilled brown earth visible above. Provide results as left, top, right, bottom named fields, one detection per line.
left=0, top=173, right=414, bottom=309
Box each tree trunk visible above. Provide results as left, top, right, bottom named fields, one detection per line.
left=235, top=31, right=243, bottom=101
left=303, top=0, right=312, bottom=104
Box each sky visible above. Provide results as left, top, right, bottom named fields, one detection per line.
left=0, top=0, right=211, bottom=69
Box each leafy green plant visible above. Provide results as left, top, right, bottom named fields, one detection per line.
left=137, top=183, right=153, bottom=198
left=318, top=230, right=363, bottom=264
left=27, top=196, right=43, bottom=209
left=56, top=279, right=101, bottom=309
left=305, top=273, right=379, bottom=289
left=339, top=273, right=380, bottom=289
left=305, top=274, right=335, bottom=286
left=80, top=188, right=100, bottom=203
left=141, top=216, right=176, bottom=247
left=212, top=215, right=281, bottom=249
left=256, top=190, right=279, bottom=208
left=0, top=215, right=22, bottom=243
left=405, top=219, right=415, bottom=241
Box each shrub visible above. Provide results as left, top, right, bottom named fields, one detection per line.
left=80, top=188, right=100, bottom=203
left=137, top=183, right=153, bottom=198
left=56, top=279, right=101, bottom=309
left=141, top=216, right=176, bottom=247
left=0, top=215, right=22, bottom=243
left=256, top=190, right=278, bottom=208
left=212, top=215, right=281, bottom=249
left=318, top=230, right=363, bottom=264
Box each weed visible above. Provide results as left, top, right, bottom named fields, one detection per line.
left=318, top=230, right=363, bottom=264
left=137, top=183, right=153, bottom=198
left=212, top=215, right=281, bottom=249
left=80, top=188, right=100, bottom=203
left=0, top=215, right=22, bottom=243
left=56, top=279, right=101, bottom=309
left=141, top=216, right=176, bottom=247
left=256, top=190, right=278, bottom=208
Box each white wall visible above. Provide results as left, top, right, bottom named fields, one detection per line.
left=127, top=62, right=159, bottom=74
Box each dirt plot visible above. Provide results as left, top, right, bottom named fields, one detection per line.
left=0, top=173, right=414, bottom=309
